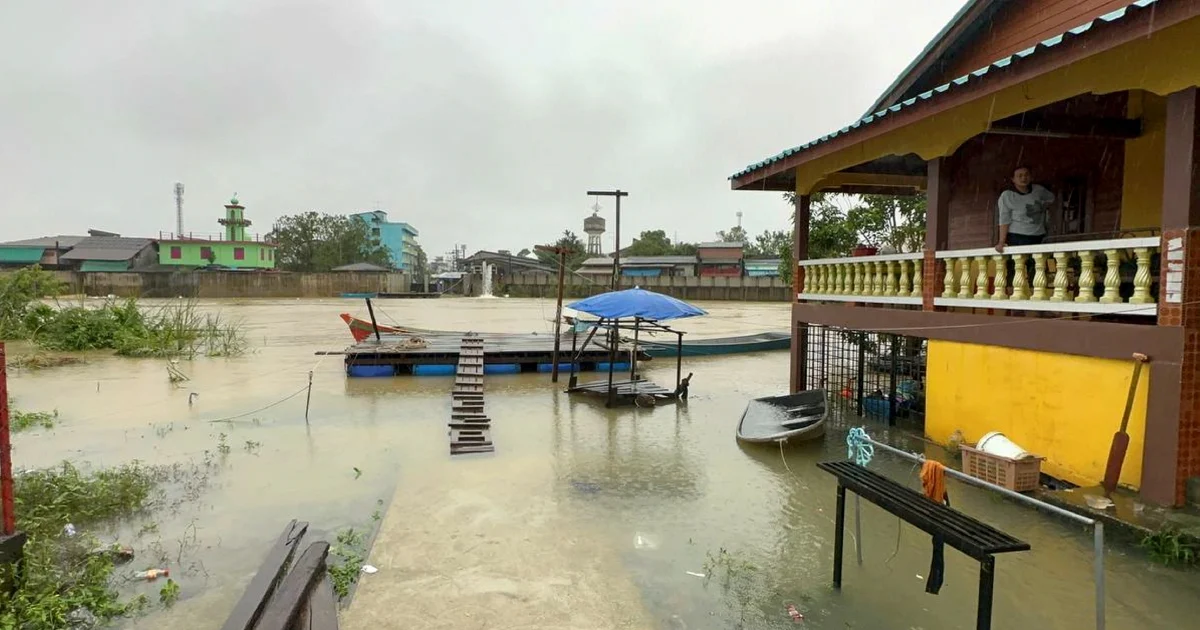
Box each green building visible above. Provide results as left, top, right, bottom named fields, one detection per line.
left=158, top=196, right=276, bottom=269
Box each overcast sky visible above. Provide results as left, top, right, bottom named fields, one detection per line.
left=1, top=0, right=964, bottom=258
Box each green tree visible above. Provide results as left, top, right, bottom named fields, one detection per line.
left=413, top=244, right=428, bottom=280
left=672, top=241, right=698, bottom=255
left=846, top=194, right=927, bottom=253
left=716, top=225, right=748, bottom=243
left=624, top=230, right=675, bottom=256
left=267, top=212, right=393, bottom=272
left=748, top=230, right=790, bottom=258
left=533, top=230, right=589, bottom=270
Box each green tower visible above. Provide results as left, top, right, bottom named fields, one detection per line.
left=218, top=194, right=252, bottom=241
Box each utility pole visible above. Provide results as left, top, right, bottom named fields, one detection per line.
left=587, top=189, right=628, bottom=408
left=535, top=245, right=569, bottom=382
left=586, top=190, right=628, bottom=291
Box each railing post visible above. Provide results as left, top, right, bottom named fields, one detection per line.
left=833, top=484, right=847, bottom=588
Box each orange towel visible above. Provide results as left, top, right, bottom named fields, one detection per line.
left=921, top=460, right=947, bottom=504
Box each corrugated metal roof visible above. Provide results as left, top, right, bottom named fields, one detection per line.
left=697, top=241, right=745, bottom=248
left=332, top=262, right=390, bottom=272
left=730, top=0, right=1159, bottom=181
left=580, top=255, right=698, bottom=266
left=0, top=235, right=87, bottom=248
left=60, top=237, right=154, bottom=262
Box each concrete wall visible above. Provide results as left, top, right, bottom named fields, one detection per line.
left=499, top=272, right=789, bottom=301
left=926, top=340, right=1150, bottom=489
left=52, top=270, right=410, bottom=298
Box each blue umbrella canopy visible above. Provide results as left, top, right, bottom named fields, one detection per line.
left=567, top=287, right=707, bottom=321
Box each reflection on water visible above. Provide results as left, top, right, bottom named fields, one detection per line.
left=7, top=297, right=1200, bottom=629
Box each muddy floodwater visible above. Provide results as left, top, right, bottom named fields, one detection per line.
left=9, top=297, right=1200, bottom=629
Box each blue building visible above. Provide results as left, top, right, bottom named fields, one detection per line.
left=350, top=211, right=419, bottom=271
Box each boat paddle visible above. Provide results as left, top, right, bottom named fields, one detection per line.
left=1102, top=352, right=1149, bottom=496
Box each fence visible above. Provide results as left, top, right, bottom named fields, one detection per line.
left=50, top=270, right=411, bottom=299
left=801, top=323, right=928, bottom=426
left=500, top=272, right=790, bottom=301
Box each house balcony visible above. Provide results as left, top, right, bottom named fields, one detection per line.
left=798, top=236, right=1163, bottom=319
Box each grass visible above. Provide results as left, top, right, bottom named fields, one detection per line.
left=0, top=450, right=222, bottom=628
left=1, top=267, right=248, bottom=359
left=327, top=527, right=368, bottom=600
left=7, top=396, right=58, bottom=432
left=1141, top=526, right=1199, bottom=567
left=6, top=351, right=85, bottom=370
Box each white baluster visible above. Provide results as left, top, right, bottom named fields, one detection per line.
left=1030, top=253, right=1049, bottom=301
left=991, top=254, right=1008, bottom=300
left=1099, top=249, right=1120, bottom=304
left=911, top=259, right=923, bottom=298
left=1011, top=254, right=1030, bottom=300
left=942, top=259, right=957, bottom=298
left=1050, top=251, right=1073, bottom=302
left=957, top=257, right=973, bottom=299
left=1130, top=247, right=1154, bottom=304
left=974, top=255, right=989, bottom=299
left=1075, top=251, right=1097, bottom=303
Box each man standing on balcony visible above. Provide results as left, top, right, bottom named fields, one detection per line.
left=995, top=165, right=1055, bottom=251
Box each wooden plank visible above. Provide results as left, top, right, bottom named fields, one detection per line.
left=451, top=443, right=495, bottom=454
left=220, top=520, right=309, bottom=630
left=255, top=541, right=331, bottom=630
left=293, top=574, right=339, bottom=630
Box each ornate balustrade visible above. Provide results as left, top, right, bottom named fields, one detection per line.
left=797, top=253, right=924, bottom=305
left=934, top=237, right=1159, bottom=315
left=797, top=236, right=1160, bottom=316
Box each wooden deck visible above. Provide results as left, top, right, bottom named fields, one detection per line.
left=341, top=330, right=645, bottom=372
left=450, top=335, right=494, bottom=455
left=567, top=377, right=678, bottom=407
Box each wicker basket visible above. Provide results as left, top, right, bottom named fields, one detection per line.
left=959, top=444, right=1044, bottom=492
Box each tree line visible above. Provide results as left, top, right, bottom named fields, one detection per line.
left=266, top=212, right=427, bottom=275
left=530, top=226, right=793, bottom=271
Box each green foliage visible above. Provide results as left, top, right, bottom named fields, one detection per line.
left=747, top=230, right=790, bottom=258
left=158, top=579, right=181, bottom=607
left=533, top=230, right=589, bottom=270
left=0, top=462, right=165, bottom=628
left=0, top=266, right=64, bottom=340
left=267, top=211, right=393, bottom=272
left=21, top=297, right=247, bottom=359
left=716, top=225, right=748, bottom=244
left=1141, top=527, right=1198, bottom=567
left=623, top=230, right=700, bottom=257
left=328, top=527, right=368, bottom=600
left=702, top=547, right=767, bottom=628
left=9, top=399, right=58, bottom=432
left=783, top=191, right=927, bottom=256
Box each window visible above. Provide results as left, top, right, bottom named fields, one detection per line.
left=259, top=249, right=264, bottom=260
left=170, top=246, right=181, bottom=260
left=371, top=227, right=380, bottom=236
left=200, top=247, right=213, bottom=261
left=234, top=247, right=245, bottom=260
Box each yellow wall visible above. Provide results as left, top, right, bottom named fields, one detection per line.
left=1121, top=90, right=1167, bottom=230
left=926, top=340, right=1149, bottom=489
left=793, top=17, right=1200, bottom=194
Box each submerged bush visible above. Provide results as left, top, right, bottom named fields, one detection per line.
left=0, top=462, right=165, bottom=628
left=0, top=266, right=63, bottom=340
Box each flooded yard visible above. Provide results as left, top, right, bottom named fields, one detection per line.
left=7, top=297, right=1199, bottom=629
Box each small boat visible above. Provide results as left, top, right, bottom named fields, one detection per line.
left=339, top=313, right=432, bottom=343
left=340, top=292, right=379, bottom=299
left=639, top=331, right=790, bottom=357
left=736, top=390, right=828, bottom=444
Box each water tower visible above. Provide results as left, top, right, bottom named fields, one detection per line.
left=584, top=202, right=606, bottom=255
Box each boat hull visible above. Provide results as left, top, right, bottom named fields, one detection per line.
left=736, top=389, right=828, bottom=444
left=641, top=332, right=790, bottom=358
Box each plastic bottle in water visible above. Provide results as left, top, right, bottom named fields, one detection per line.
left=134, top=568, right=170, bottom=581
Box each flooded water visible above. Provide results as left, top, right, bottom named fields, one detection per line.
left=8, top=297, right=1200, bottom=629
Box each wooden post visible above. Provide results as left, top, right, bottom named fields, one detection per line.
left=790, top=194, right=810, bottom=394
left=606, top=319, right=617, bottom=408
left=0, top=343, right=13, bottom=535
left=364, top=298, right=381, bottom=343
left=675, top=331, right=683, bottom=391
left=536, top=244, right=570, bottom=383
left=630, top=318, right=639, bottom=381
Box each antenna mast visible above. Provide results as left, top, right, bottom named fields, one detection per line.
left=173, top=183, right=185, bottom=236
